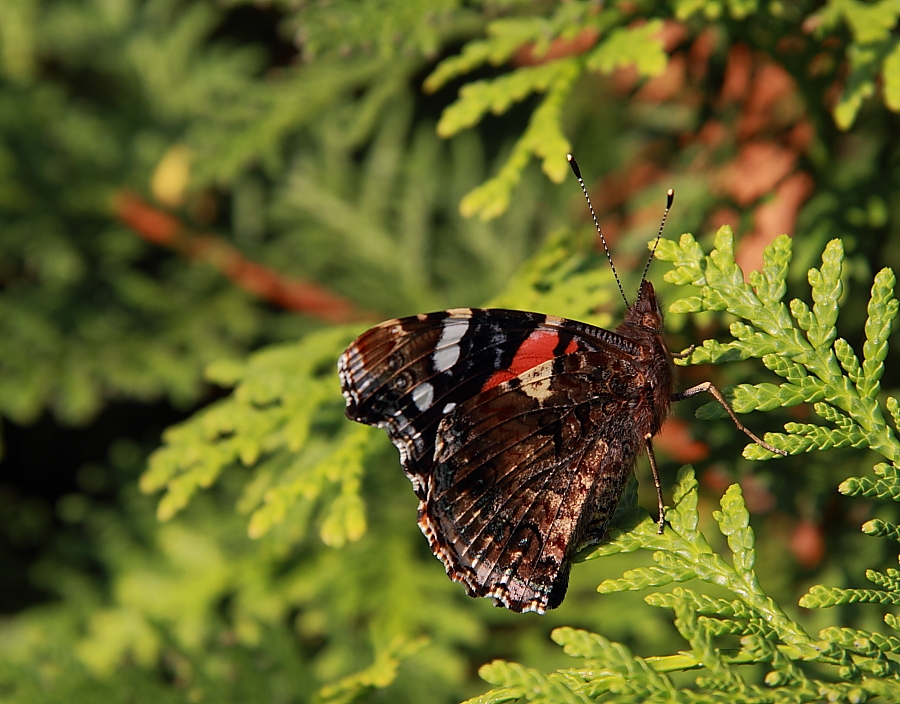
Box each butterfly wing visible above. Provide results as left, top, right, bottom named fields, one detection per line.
left=338, top=308, right=651, bottom=612
left=423, top=352, right=648, bottom=612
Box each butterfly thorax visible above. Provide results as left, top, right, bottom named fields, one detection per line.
left=613, top=280, right=676, bottom=436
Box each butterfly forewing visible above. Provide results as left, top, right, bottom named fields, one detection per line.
left=339, top=308, right=624, bottom=480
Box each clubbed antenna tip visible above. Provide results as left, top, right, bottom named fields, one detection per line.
left=640, top=188, right=675, bottom=285
left=567, top=153, right=628, bottom=307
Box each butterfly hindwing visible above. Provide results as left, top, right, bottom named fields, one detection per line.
left=422, top=352, right=650, bottom=612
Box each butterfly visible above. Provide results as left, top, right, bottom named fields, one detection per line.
left=337, top=155, right=784, bottom=613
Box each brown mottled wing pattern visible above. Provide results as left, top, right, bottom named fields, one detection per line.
left=422, top=352, right=650, bottom=613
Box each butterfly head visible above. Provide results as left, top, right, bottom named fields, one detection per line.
left=624, top=280, right=664, bottom=332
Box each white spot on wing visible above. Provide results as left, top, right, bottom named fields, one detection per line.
left=442, top=402, right=456, bottom=414
left=412, top=382, right=434, bottom=411
left=433, top=316, right=470, bottom=373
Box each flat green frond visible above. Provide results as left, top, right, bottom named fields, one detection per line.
left=762, top=353, right=806, bottom=382
left=585, top=21, right=668, bottom=77
left=684, top=339, right=750, bottom=366
left=470, top=661, right=585, bottom=704
left=790, top=297, right=814, bottom=333
left=314, top=636, right=428, bottom=704
left=839, top=463, right=900, bottom=500
left=888, top=397, right=900, bottom=431
left=752, top=234, right=792, bottom=307
left=875, top=463, right=900, bottom=479
left=647, top=589, right=755, bottom=620
left=800, top=585, right=900, bottom=608
left=807, top=240, right=843, bottom=349
left=668, top=465, right=703, bottom=537
left=246, top=424, right=371, bottom=545
left=583, top=512, right=657, bottom=559
left=550, top=626, right=609, bottom=659
left=673, top=0, right=761, bottom=21
left=731, top=379, right=823, bottom=412
left=657, top=232, right=708, bottom=285
left=814, top=402, right=858, bottom=430
left=862, top=519, right=900, bottom=542
left=141, top=326, right=362, bottom=537
left=456, top=59, right=577, bottom=220
left=819, top=626, right=900, bottom=656
left=885, top=39, right=900, bottom=110
left=706, top=227, right=746, bottom=298
left=597, top=564, right=685, bottom=594
left=436, top=61, right=573, bottom=140
left=550, top=628, right=677, bottom=697
left=815, top=0, right=899, bottom=44
left=670, top=598, right=740, bottom=685
left=12, top=2, right=900, bottom=702
left=694, top=617, right=747, bottom=638
left=810, top=0, right=900, bottom=127
left=886, top=613, right=900, bottom=632
left=713, top=484, right=757, bottom=583
left=588, top=468, right=816, bottom=655
left=834, top=338, right=862, bottom=383
left=660, top=227, right=807, bottom=356
left=291, top=0, right=467, bottom=61
left=423, top=24, right=535, bottom=94
left=668, top=295, right=704, bottom=314
left=771, top=422, right=868, bottom=454
left=658, top=230, right=900, bottom=463
left=866, top=567, right=900, bottom=591
left=860, top=268, right=899, bottom=398
left=425, top=1, right=609, bottom=93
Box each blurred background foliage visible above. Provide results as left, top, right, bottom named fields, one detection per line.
left=1, top=0, right=899, bottom=702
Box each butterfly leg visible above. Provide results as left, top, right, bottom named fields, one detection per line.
left=673, top=382, right=786, bottom=456
left=672, top=345, right=696, bottom=360
left=644, top=434, right=667, bottom=534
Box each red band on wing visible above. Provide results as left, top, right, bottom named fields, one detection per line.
left=482, top=331, right=579, bottom=392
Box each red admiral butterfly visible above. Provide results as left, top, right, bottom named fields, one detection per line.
left=338, top=155, right=785, bottom=614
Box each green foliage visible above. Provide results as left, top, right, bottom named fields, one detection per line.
left=424, top=3, right=668, bottom=220
left=422, top=0, right=900, bottom=220
left=0, top=0, right=267, bottom=425
left=139, top=326, right=363, bottom=536
left=3, top=1, right=900, bottom=704
left=808, top=0, right=900, bottom=128
left=468, top=233, right=900, bottom=704
left=659, top=228, right=900, bottom=462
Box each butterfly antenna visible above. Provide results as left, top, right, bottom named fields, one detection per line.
left=567, top=154, right=628, bottom=307
left=640, top=188, right=675, bottom=286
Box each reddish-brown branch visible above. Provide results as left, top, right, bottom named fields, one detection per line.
left=114, top=191, right=370, bottom=323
